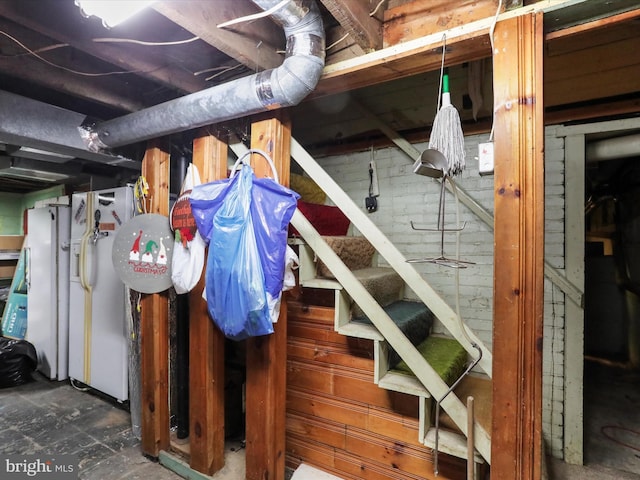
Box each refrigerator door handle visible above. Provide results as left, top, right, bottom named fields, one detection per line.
left=79, top=193, right=95, bottom=291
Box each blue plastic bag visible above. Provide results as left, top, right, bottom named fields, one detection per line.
left=249, top=174, right=299, bottom=300
left=204, top=163, right=272, bottom=340
left=190, top=150, right=299, bottom=327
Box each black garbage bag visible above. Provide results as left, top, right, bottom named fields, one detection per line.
left=0, top=336, right=37, bottom=388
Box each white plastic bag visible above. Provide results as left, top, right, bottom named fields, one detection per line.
left=170, top=164, right=205, bottom=294
left=268, top=245, right=299, bottom=323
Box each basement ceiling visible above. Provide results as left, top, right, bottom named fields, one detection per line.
left=0, top=0, right=639, bottom=193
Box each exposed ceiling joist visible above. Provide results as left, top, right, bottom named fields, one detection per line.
left=0, top=0, right=206, bottom=95
left=0, top=18, right=151, bottom=112
left=320, top=0, right=382, bottom=52
left=154, top=0, right=285, bottom=71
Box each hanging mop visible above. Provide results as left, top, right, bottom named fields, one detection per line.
left=428, top=35, right=465, bottom=178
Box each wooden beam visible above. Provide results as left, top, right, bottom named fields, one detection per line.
left=245, top=111, right=291, bottom=480
left=320, top=0, right=382, bottom=52
left=312, top=0, right=591, bottom=99
left=544, top=27, right=640, bottom=108
left=154, top=1, right=284, bottom=71
left=0, top=0, right=206, bottom=94
left=0, top=18, right=146, bottom=112
left=188, top=129, right=228, bottom=475
left=140, top=139, right=171, bottom=457
left=545, top=7, right=640, bottom=41
left=491, top=12, right=544, bottom=480
left=383, top=0, right=500, bottom=47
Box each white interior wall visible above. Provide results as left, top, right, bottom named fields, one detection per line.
left=316, top=126, right=567, bottom=458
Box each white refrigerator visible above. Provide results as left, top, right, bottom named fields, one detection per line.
left=25, top=204, right=71, bottom=381
left=68, top=186, right=133, bottom=402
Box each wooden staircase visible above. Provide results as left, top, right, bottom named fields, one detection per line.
left=286, top=232, right=492, bottom=479
left=228, top=138, right=493, bottom=478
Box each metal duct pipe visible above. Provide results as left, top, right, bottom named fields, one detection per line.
left=586, top=133, right=640, bottom=163
left=86, top=0, right=324, bottom=150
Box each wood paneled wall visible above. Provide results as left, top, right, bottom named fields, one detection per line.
left=285, top=301, right=467, bottom=480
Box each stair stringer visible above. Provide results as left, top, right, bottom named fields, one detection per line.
left=290, top=209, right=491, bottom=464
left=290, top=139, right=492, bottom=378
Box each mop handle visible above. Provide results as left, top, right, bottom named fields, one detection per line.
left=441, top=70, right=451, bottom=108
left=467, top=396, right=475, bottom=480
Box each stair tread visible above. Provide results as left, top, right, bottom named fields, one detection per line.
left=355, top=300, right=434, bottom=369
left=377, top=370, right=431, bottom=397
left=353, top=299, right=433, bottom=328
left=350, top=268, right=405, bottom=318
left=352, top=266, right=399, bottom=281
left=317, top=236, right=375, bottom=279
left=424, top=428, right=484, bottom=463
left=301, top=277, right=343, bottom=290
left=393, top=336, right=467, bottom=386
left=337, top=322, right=384, bottom=341
left=439, top=374, right=492, bottom=434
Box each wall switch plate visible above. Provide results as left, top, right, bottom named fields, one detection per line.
left=478, top=142, right=494, bottom=176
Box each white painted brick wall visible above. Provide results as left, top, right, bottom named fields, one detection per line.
left=316, top=126, right=566, bottom=459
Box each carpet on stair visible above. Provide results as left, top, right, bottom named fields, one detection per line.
left=316, top=236, right=376, bottom=278
left=350, top=267, right=405, bottom=318
left=393, top=336, right=468, bottom=387
left=353, top=300, right=434, bottom=367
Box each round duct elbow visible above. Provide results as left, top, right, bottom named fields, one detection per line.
left=87, top=0, right=325, bottom=150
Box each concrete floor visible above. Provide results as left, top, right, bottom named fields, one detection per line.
left=0, top=372, right=247, bottom=479
left=582, top=361, right=640, bottom=477
left=545, top=360, right=640, bottom=480
left=2, top=362, right=639, bottom=480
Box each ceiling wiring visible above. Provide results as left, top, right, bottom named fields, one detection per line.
left=92, top=35, right=200, bottom=46
left=326, top=33, right=349, bottom=51
left=217, top=0, right=290, bottom=29
left=0, top=42, right=69, bottom=58
left=369, top=0, right=387, bottom=17
left=204, top=63, right=245, bottom=82
left=0, top=29, right=201, bottom=77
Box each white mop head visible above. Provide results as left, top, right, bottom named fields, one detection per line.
left=428, top=103, right=466, bottom=177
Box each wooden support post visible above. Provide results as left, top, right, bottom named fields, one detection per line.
left=491, top=12, right=544, bottom=480
left=188, top=129, right=228, bottom=475
left=140, top=139, right=171, bottom=457
left=245, top=112, right=291, bottom=480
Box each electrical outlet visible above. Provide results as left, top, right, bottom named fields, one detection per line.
left=478, top=142, right=494, bottom=176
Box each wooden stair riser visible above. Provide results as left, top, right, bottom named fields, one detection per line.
left=287, top=429, right=467, bottom=480
left=288, top=337, right=373, bottom=372
left=335, top=289, right=384, bottom=340
left=287, top=436, right=463, bottom=480
left=288, top=301, right=486, bottom=469
left=289, top=290, right=483, bottom=464
left=290, top=299, right=487, bottom=469
left=288, top=388, right=422, bottom=446
left=287, top=359, right=417, bottom=415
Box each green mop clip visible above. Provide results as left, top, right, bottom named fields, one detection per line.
left=428, top=68, right=466, bottom=177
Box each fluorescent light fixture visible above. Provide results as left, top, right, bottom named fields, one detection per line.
left=0, top=157, right=72, bottom=182
left=0, top=167, right=70, bottom=182
left=75, top=0, right=156, bottom=28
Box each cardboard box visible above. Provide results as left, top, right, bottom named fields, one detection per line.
left=0, top=236, right=24, bottom=251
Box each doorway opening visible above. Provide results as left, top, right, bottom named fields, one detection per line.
left=583, top=128, right=640, bottom=475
